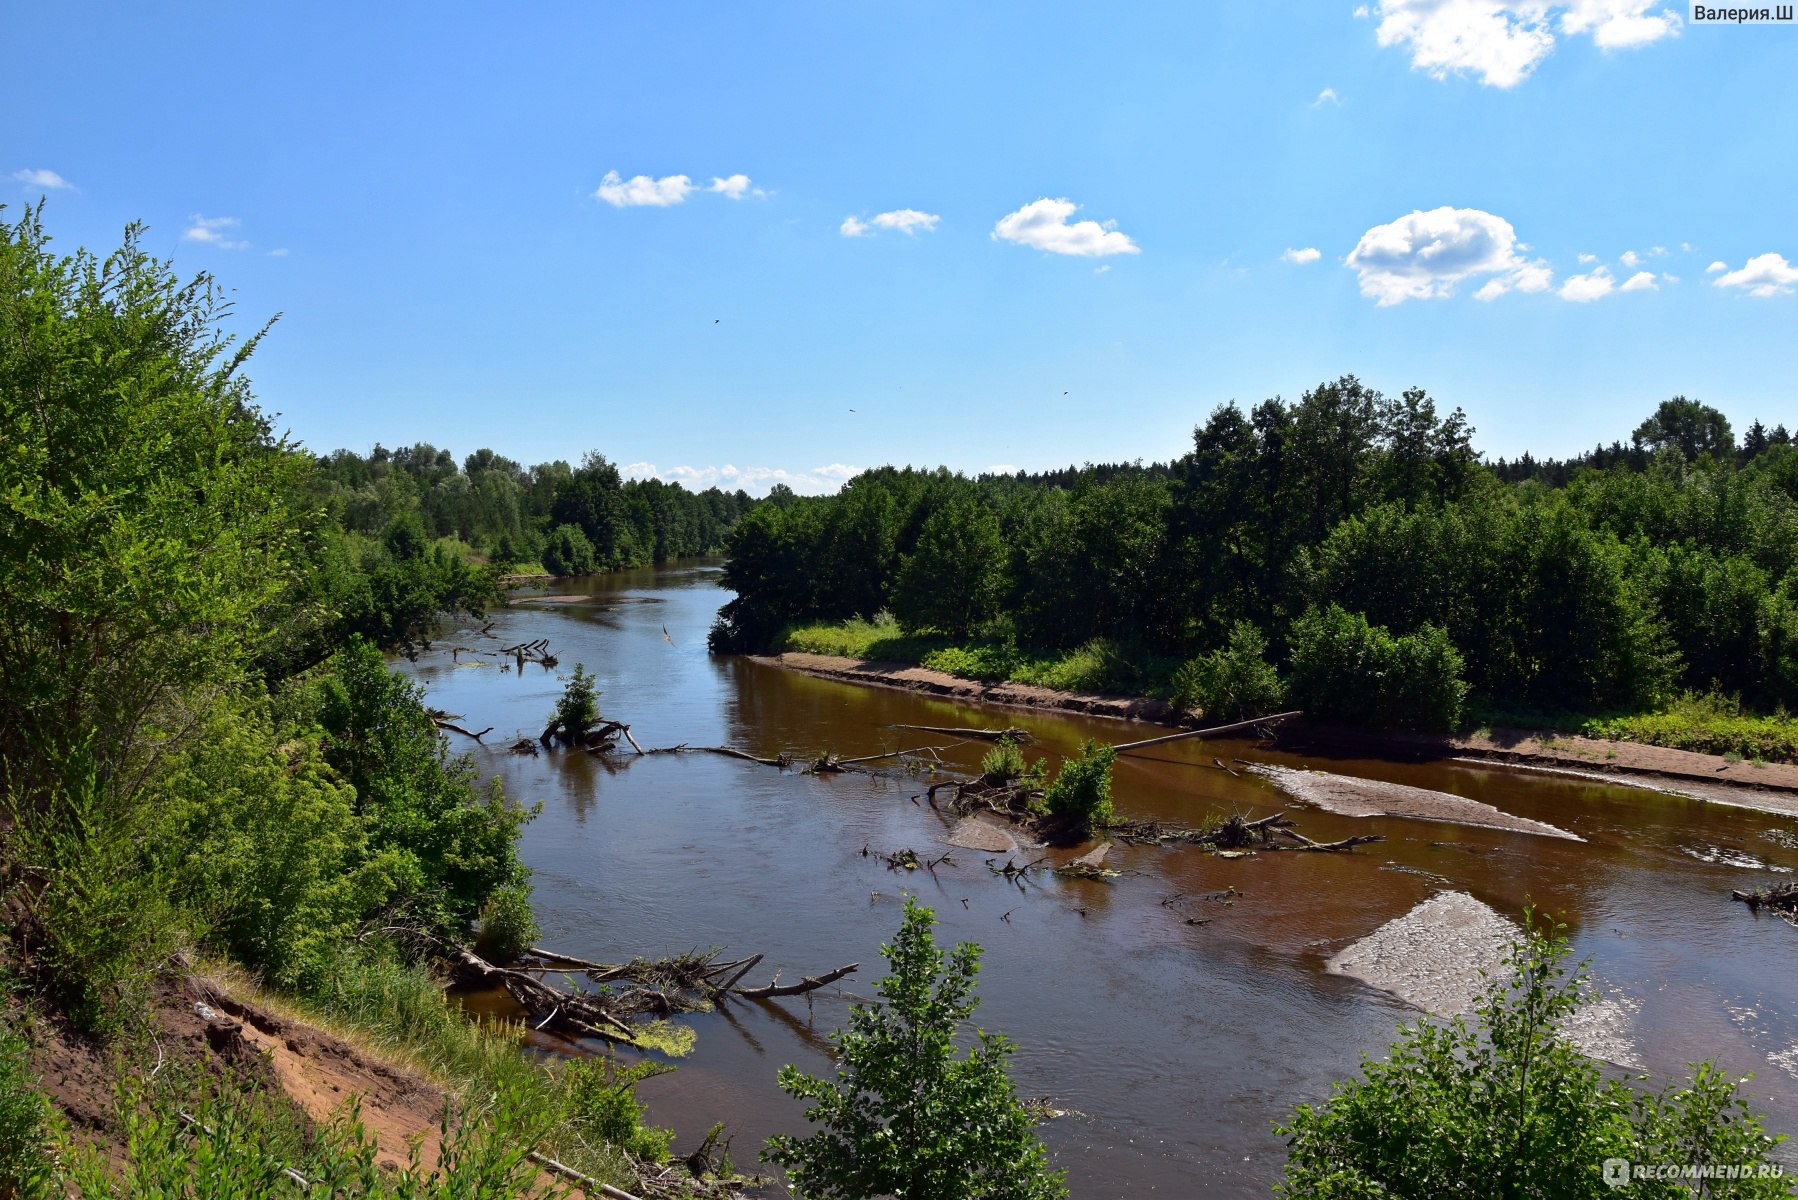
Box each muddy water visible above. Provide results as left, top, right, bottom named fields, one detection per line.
left=404, top=562, right=1798, bottom=1196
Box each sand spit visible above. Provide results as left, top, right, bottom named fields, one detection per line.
left=1252, top=764, right=1584, bottom=841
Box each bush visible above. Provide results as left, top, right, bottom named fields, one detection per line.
left=1277, top=911, right=1788, bottom=1197
left=473, top=882, right=540, bottom=964
left=765, top=899, right=1066, bottom=1200
left=542, top=524, right=597, bottom=577
left=1287, top=604, right=1468, bottom=732
left=1041, top=740, right=1117, bottom=834
left=1170, top=622, right=1285, bottom=719
left=0, top=1011, right=59, bottom=1200
left=979, top=736, right=1041, bottom=786
left=558, top=1057, right=674, bottom=1164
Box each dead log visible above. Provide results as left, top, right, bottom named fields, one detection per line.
left=448, top=945, right=635, bottom=1043
left=729, top=962, right=858, bottom=1000
left=1111, top=711, right=1302, bottom=754
left=890, top=724, right=1032, bottom=742
left=838, top=744, right=953, bottom=765
left=1275, top=828, right=1385, bottom=852
left=434, top=719, right=493, bottom=742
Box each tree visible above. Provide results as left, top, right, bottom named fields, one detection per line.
left=1040, top=739, right=1117, bottom=834
left=1277, top=912, right=1787, bottom=1198
left=1632, top=397, right=1735, bottom=461
left=765, top=900, right=1065, bottom=1200
left=553, top=665, right=601, bottom=740
left=541, top=524, right=596, bottom=576
left=893, top=497, right=1005, bottom=638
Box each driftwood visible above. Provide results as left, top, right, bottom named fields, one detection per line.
left=1111, top=711, right=1302, bottom=754
left=730, top=962, right=858, bottom=1000
left=433, top=719, right=493, bottom=742
left=1733, top=882, right=1798, bottom=922
left=891, top=724, right=1032, bottom=743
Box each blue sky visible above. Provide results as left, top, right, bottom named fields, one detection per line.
left=9, top=2, right=1796, bottom=493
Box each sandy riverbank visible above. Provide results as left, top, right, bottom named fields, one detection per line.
left=752, top=652, right=1798, bottom=812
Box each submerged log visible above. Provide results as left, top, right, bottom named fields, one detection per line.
left=729, top=962, right=858, bottom=1000
left=890, top=724, right=1032, bottom=743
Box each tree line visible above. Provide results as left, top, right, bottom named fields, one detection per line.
left=714, top=382, right=1798, bottom=732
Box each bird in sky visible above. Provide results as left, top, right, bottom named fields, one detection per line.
left=663, top=625, right=675, bottom=646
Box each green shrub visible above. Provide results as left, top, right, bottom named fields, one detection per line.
left=541, top=524, right=597, bottom=577
left=0, top=1013, right=59, bottom=1200
left=1277, top=912, right=1788, bottom=1197
left=1170, top=622, right=1285, bottom=719
left=1287, top=604, right=1468, bottom=732
left=558, top=1057, right=674, bottom=1164
left=473, top=883, right=540, bottom=965
left=1041, top=740, right=1117, bottom=833
left=1583, top=690, right=1798, bottom=763
left=979, top=736, right=1040, bottom=786
left=765, top=899, right=1066, bottom=1200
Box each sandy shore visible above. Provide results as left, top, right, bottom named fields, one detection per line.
left=753, top=652, right=1798, bottom=812
left=1250, top=764, right=1584, bottom=840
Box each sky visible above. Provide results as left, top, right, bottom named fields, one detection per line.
left=8, top=1, right=1796, bottom=494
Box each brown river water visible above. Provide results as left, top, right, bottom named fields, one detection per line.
left=400, top=561, right=1798, bottom=1196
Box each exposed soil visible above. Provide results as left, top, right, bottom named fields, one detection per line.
left=32, top=969, right=450, bottom=1176
left=1249, top=764, right=1584, bottom=840
left=757, top=653, right=1798, bottom=813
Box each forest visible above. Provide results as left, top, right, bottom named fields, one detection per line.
left=713, top=383, right=1798, bottom=746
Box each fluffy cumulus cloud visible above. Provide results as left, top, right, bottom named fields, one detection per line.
left=992, top=198, right=1139, bottom=258
left=595, top=170, right=760, bottom=207
left=1347, top=206, right=1549, bottom=304
left=595, top=171, right=693, bottom=207
left=1370, top=0, right=1681, bottom=88
left=1713, top=253, right=1798, bottom=297
left=622, top=461, right=863, bottom=497
left=12, top=167, right=73, bottom=190
left=182, top=215, right=249, bottom=250
left=1559, top=265, right=1615, bottom=301
left=841, top=208, right=941, bottom=238
left=1620, top=270, right=1658, bottom=291
left=1283, top=246, right=1323, bottom=264
left=1313, top=87, right=1341, bottom=107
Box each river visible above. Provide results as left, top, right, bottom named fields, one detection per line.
left=400, top=560, right=1798, bottom=1196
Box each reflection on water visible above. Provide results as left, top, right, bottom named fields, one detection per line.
left=404, top=561, right=1798, bottom=1196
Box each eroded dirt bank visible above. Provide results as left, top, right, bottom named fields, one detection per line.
left=755, top=652, right=1798, bottom=810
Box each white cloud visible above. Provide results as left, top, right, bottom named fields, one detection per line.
left=992, top=198, right=1139, bottom=258
left=1620, top=270, right=1658, bottom=291
left=12, top=168, right=73, bottom=190
left=1347, top=206, right=1549, bottom=304
left=1706, top=260, right=1727, bottom=273
left=709, top=174, right=765, bottom=199
left=1578, top=252, right=1597, bottom=263
left=1283, top=246, right=1323, bottom=264
left=594, top=171, right=694, bottom=207
left=1354, top=5, right=1371, bottom=16
left=1094, top=264, right=1111, bottom=274
left=843, top=208, right=941, bottom=238
left=1713, top=253, right=1798, bottom=297
left=1559, top=265, right=1615, bottom=301
left=182, top=215, right=249, bottom=250
left=1313, top=87, right=1341, bottom=106
left=1620, top=249, right=1642, bottom=267
left=1663, top=273, right=1679, bottom=284
left=622, top=461, right=863, bottom=497
left=1370, top=0, right=1679, bottom=89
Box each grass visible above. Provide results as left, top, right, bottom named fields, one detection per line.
left=1582, top=695, right=1798, bottom=765
left=779, top=618, right=1180, bottom=699
left=206, top=949, right=642, bottom=1190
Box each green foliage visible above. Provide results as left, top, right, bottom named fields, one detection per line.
left=1585, top=691, right=1798, bottom=764
left=315, top=639, right=535, bottom=937
left=553, top=664, right=602, bottom=738
left=894, top=498, right=1006, bottom=638
left=1041, top=740, right=1117, bottom=833
left=541, top=523, right=596, bottom=576
left=473, top=883, right=540, bottom=964
left=558, top=1057, right=675, bottom=1164
left=1276, top=913, right=1787, bottom=1198
left=0, top=1009, right=60, bottom=1199
left=1633, top=396, right=1736, bottom=461
left=1170, top=622, right=1286, bottom=718
left=63, top=1070, right=572, bottom=1198
left=1288, top=605, right=1468, bottom=733
left=979, top=736, right=1040, bottom=787
left=765, top=900, right=1066, bottom=1200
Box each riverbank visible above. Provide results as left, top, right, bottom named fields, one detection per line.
left=753, top=651, right=1798, bottom=810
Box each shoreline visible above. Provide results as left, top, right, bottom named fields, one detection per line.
left=752, top=651, right=1798, bottom=812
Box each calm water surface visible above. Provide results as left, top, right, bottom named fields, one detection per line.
left=401, top=561, right=1798, bottom=1196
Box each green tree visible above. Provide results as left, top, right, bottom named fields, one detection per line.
left=1633, top=397, right=1736, bottom=462
left=541, top=524, right=596, bottom=576
left=1041, top=739, right=1117, bottom=834
left=553, top=665, right=602, bottom=741
left=1277, top=913, right=1787, bottom=1198
left=893, top=497, right=1005, bottom=638
left=1170, top=621, right=1286, bottom=719
left=765, top=900, right=1065, bottom=1200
